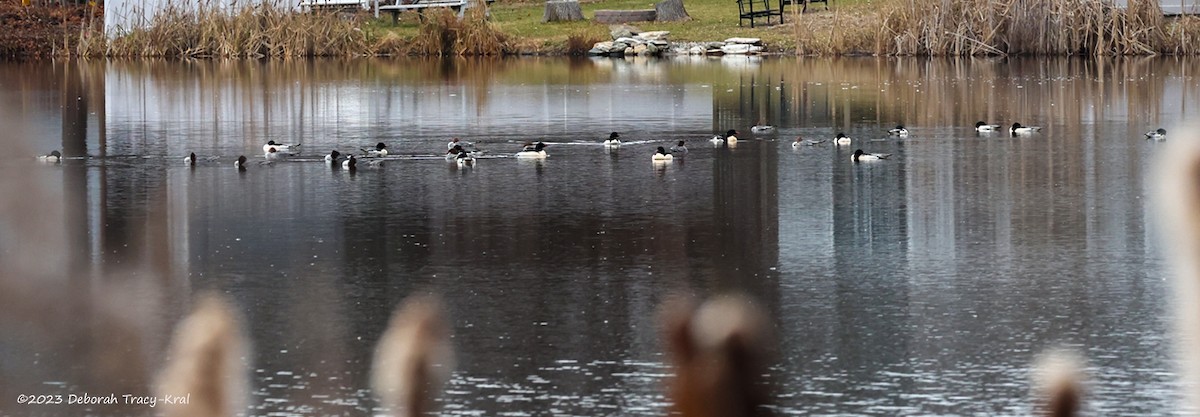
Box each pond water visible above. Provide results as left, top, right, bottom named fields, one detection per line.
left=0, top=56, right=1193, bottom=416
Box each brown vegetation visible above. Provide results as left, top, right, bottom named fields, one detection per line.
left=75, top=5, right=371, bottom=57
left=565, top=31, right=605, bottom=55
left=0, top=0, right=98, bottom=57
left=791, top=0, right=1200, bottom=56
left=660, top=295, right=773, bottom=417
left=402, top=7, right=510, bottom=56
left=68, top=2, right=508, bottom=57
left=29, top=0, right=1200, bottom=57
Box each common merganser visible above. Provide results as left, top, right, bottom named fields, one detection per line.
left=653, top=146, right=674, bottom=162
left=851, top=149, right=892, bottom=162
left=670, top=140, right=688, bottom=156
left=975, top=121, right=1001, bottom=132
left=37, top=150, right=62, bottom=163
left=516, top=142, right=548, bottom=159
left=1011, top=123, right=1042, bottom=136
left=456, top=151, right=476, bottom=167
left=888, top=125, right=909, bottom=137
left=834, top=133, right=852, bottom=146
left=604, top=132, right=621, bottom=146
left=1146, top=128, right=1167, bottom=141
left=725, top=129, right=739, bottom=144
left=365, top=142, right=388, bottom=157
left=263, top=140, right=300, bottom=154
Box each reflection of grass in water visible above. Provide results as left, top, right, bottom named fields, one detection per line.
left=715, top=57, right=1176, bottom=130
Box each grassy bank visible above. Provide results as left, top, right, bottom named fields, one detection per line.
left=48, top=0, right=1200, bottom=57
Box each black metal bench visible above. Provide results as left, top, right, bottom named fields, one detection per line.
left=736, top=0, right=780, bottom=27
left=737, top=0, right=828, bottom=27
left=780, top=0, right=829, bottom=13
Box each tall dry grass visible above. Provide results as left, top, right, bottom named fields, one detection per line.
left=404, top=5, right=509, bottom=56
left=72, top=0, right=510, bottom=57
left=794, top=0, right=1200, bottom=56
left=75, top=4, right=372, bottom=57
left=566, top=31, right=605, bottom=55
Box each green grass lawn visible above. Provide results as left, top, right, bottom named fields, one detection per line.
left=366, top=0, right=876, bottom=53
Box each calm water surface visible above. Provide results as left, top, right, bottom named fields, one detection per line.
left=0, top=56, right=1193, bottom=416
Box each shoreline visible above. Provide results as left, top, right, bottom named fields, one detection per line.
left=6, top=0, right=1200, bottom=59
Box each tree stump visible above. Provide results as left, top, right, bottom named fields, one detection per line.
left=543, top=0, right=584, bottom=22
left=654, top=0, right=690, bottom=21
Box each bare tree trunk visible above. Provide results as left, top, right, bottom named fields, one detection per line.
left=654, top=0, right=690, bottom=21
left=543, top=0, right=583, bottom=22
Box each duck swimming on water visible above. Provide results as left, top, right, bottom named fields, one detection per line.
left=263, top=140, right=300, bottom=154
left=975, top=121, right=1001, bottom=132
left=834, top=133, right=852, bottom=146
left=750, top=125, right=775, bottom=134
left=517, top=142, right=548, bottom=159
left=1146, top=128, right=1167, bottom=141
left=851, top=149, right=892, bottom=162
left=671, top=140, right=688, bottom=156
left=653, top=146, right=674, bottom=162
left=604, top=132, right=622, bottom=146
left=1011, top=123, right=1043, bottom=136
left=365, top=142, right=388, bottom=157
left=37, top=150, right=62, bottom=163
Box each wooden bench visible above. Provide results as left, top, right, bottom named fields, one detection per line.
left=736, top=0, right=780, bottom=27
left=594, top=9, right=657, bottom=23
left=298, top=0, right=368, bottom=11
left=379, top=0, right=493, bottom=22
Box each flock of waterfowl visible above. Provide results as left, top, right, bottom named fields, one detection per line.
left=780, top=120, right=1169, bottom=163
left=32, top=122, right=1168, bottom=168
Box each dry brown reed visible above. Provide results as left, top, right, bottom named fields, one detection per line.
left=660, top=294, right=773, bottom=417
left=157, top=294, right=249, bottom=417
left=406, top=5, right=509, bottom=56
left=794, top=0, right=1200, bottom=56
left=1156, top=132, right=1200, bottom=412
left=371, top=295, right=454, bottom=417
left=74, top=3, right=372, bottom=57
left=1033, top=351, right=1084, bottom=417
left=566, top=31, right=605, bottom=55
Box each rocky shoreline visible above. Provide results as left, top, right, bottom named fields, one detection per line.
left=588, top=26, right=765, bottom=57
left=0, top=0, right=775, bottom=59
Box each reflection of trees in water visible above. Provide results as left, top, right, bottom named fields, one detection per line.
left=4, top=57, right=1192, bottom=415
left=713, top=57, right=1189, bottom=131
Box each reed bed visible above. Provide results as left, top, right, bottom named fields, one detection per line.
left=74, top=0, right=509, bottom=56
left=75, top=3, right=372, bottom=57
left=64, top=0, right=1200, bottom=57
left=565, top=31, right=604, bottom=55
left=404, top=5, right=509, bottom=56
left=793, top=0, right=1200, bottom=56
